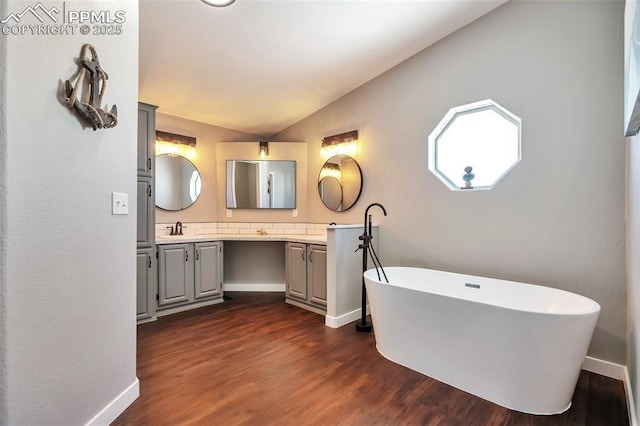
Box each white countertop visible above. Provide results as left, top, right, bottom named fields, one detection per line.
left=155, top=233, right=327, bottom=245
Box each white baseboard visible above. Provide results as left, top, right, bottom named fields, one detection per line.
left=85, top=378, right=139, bottom=426
left=325, top=306, right=370, bottom=328
left=136, top=316, right=156, bottom=325
left=284, top=298, right=325, bottom=316
left=582, top=356, right=636, bottom=425
left=582, top=356, right=625, bottom=380
left=223, top=283, right=285, bottom=292
left=624, top=366, right=638, bottom=426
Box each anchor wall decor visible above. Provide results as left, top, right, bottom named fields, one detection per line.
left=63, top=43, right=118, bottom=130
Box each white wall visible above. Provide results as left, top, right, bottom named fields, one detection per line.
left=275, top=0, right=626, bottom=363
left=626, top=1, right=640, bottom=422
left=627, top=132, right=640, bottom=425
left=0, top=0, right=8, bottom=423
left=2, top=0, right=139, bottom=423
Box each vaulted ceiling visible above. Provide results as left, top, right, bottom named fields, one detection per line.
left=139, top=0, right=507, bottom=136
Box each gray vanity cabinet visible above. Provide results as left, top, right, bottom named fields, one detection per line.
left=158, top=242, right=224, bottom=309
left=285, top=242, right=327, bottom=312
left=136, top=102, right=156, bottom=249
left=137, top=102, right=157, bottom=323
left=136, top=247, right=155, bottom=321
left=307, top=245, right=327, bottom=307
left=194, top=242, right=223, bottom=299
left=286, top=243, right=308, bottom=300
left=137, top=103, right=156, bottom=178
left=158, top=243, right=194, bottom=306
left=137, top=176, right=154, bottom=247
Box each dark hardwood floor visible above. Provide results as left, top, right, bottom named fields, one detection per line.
left=113, top=292, right=628, bottom=426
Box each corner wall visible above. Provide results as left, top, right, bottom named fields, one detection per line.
left=275, top=0, right=626, bottom=363
left=3, top=0, right=139, bottom=423
left=155, top=113, right=263, bottom=224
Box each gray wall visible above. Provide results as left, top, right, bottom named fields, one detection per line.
left=2, top=0, right=139, bottom=423
left=275, top=0, right=626, bottom=363
left=223, top=241, right=286, bottom=285
left=216, top=142, right=308, bottom=223
left=155, top=113, right=263, bottom=223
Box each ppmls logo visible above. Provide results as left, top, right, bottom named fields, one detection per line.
left=1, top=2, right=126, bottom=36
left=1, top=3, right=60, bottom=24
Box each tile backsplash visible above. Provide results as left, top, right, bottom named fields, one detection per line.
left=155, top=222, right=329, bottom=237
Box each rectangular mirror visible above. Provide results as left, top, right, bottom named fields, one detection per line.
left=226, top=160, right=296, bottom=209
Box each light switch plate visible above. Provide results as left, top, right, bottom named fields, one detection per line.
left=112, top=192, right=128, bottom=215
left=292, top=209, right=298, bottom=218
left=226, top=209, right=232, bottom=218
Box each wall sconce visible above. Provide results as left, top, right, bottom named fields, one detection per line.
left=321, top=130, right=358, bottom=157
left=319, top=162, right=341, bottom=180
left=259, top=141, right=269, bottom=159
left=155, top=131, right=197, bottom=159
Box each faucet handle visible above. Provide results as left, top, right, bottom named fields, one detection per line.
left=178, top=225, right=187, bottom=236
left=166, top=226, right=175, bottom=236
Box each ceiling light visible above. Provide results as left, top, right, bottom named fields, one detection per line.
left=201, top=0, right=236, bottom=7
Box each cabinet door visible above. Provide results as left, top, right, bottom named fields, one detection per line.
left=195, top=242, right=223, bottom=299
left=137, top=103, right=156, bottom=177
left=286, top=243, right=307, bottom=300
left=158, top=244, right=193, bottom=306
left=136, top=247, right=155, bottom=320
left=137, top=176, right=154, bottom=247
left=308, top=245, right=327, bottom=307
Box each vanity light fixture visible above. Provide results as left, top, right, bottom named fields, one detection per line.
left=321, top=130, right=358, bottom=157
left=155, top=131, right=197, bottom=159
left=201, top=0, right=236, bottom=7
left=319, top=162, right=341, bottom=180
left=259, top=141, right=269, bottom=159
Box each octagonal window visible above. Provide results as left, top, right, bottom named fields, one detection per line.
left=428, top=99, right=521, bottom=191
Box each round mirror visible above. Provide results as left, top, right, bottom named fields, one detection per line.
left=155, top=154, right=202, bottom=211
left=318, top=155, right=362, bottom=212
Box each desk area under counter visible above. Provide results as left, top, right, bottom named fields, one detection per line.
left=143, top=224, right=376, bottom=328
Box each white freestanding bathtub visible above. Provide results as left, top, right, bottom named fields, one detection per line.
left=363, top=267, right=600, bottom=415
